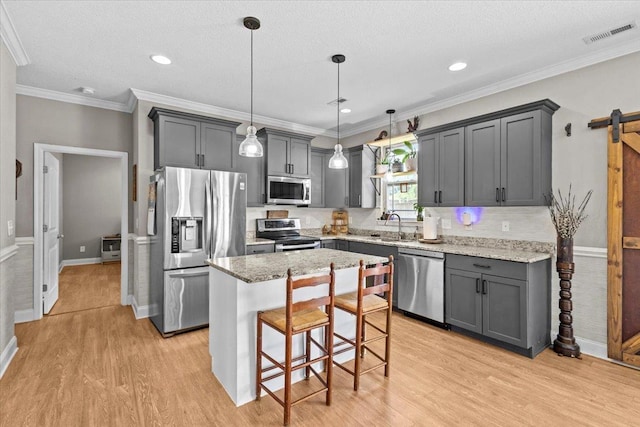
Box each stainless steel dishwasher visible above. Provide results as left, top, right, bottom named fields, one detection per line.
left=397, top=248, right=445, bottom=323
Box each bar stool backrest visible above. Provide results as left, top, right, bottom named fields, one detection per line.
left=285, top=264, right=335, bottom=332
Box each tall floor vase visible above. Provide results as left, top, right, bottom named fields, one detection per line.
left=553, top=236, right=581, bottom=358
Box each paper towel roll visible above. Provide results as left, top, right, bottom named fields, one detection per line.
left=423, top=217, right=438, bottom=240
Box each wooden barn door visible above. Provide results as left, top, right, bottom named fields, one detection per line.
left=593, top=110, right=640, bottom=366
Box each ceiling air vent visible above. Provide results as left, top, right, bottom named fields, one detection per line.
left=583, top=21, right=637, bottom=44
left=327, top=97, right=347, bottom=106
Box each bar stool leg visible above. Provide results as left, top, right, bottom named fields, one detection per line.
left=305, top=330, right=311, bottom=380
left=256, top=314, right=262, bottom=401
left=326, top=322, right=333, bottom=406
left=353, top=311, right=363, bottom=391
left=284, top=330, right=293, bottom=426
left=385, top=306, right=392, bottom=377
left=360, top=314, right=367, bottom=358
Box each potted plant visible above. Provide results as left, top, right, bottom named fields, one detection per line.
left=376, top=152, right=390, bottom=175
left=413, top=203, right=424, bottom=221
left=392, top=141, right=417, bottom=171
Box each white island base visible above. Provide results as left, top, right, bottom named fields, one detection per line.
left=208, top=266, right=361, bottom=407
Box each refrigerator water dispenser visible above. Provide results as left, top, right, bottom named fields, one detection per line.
left=171, top=217, right=203, bottom=253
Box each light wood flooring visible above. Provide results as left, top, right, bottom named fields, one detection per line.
left=2, top=266, right=639, bottom=426
left=48, top=263, right=121, bottom=316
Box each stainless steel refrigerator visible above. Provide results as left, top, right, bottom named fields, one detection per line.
left=150, top=167, right=246, bottom=336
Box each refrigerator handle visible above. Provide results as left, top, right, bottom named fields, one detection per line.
left=205, top=178, right=212, bottom=258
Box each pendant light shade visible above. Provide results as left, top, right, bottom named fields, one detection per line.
left=384, top=109, right=395, bottom=181
left=328, top=54, right=348, bottom=169
left=239, top=17, right=264, bottom=158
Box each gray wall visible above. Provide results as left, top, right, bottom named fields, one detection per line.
left=62, top=154, right=121, bottom=260
left=0, top=40, right=17, bottom=366
left=15, top=95, right=133, bottom=237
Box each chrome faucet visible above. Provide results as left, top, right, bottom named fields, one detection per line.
left=384, top=211, right=402, bottom=240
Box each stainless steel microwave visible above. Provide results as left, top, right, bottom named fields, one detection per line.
left=266, top=176, right=311, bottom=205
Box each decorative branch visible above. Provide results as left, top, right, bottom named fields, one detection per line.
left=545, top=185, right=593, bottom=239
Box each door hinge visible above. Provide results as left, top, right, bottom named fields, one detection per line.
left=43, top=284, right=48, bottom=292
left=43, top=224, right=49, bottom=232
left=43, top=166, right=48, bottom=173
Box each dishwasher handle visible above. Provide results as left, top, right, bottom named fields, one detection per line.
left=398, top=248, right=444, bottom=259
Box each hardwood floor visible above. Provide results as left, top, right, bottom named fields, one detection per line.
left=2, top=278, right=639, bottom=425
left=48, top=263, right=121, bottom=315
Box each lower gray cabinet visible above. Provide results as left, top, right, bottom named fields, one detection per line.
left=347, top=241, right=398, bottom=308
left=445, top=254, right=550, bottom=358
left=246, top=243, right=275, bottom=255
left=335, top=240, right=349, bottom=251
left=321, top=240, right=336, bottom=249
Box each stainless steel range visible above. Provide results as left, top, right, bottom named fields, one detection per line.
left=256, top=218, right=321, bottom=251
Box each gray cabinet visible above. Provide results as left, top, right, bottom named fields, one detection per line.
left=348, top=146, right=376, bottom=208
left=347, top=241, right=399, bottom=308
left=465, top=110, right=552, bottom=206
left=325, top=151, right=349, bottom=208
left=417, top=127, right=464, bottom=207
left=310, top=148, right=326, bottom=207
left=321, top=240, right=336, bottom=249
left=335, top=240, right=349, bottom=251
left=246, top=243, right=275, bottom=255
left=149, top=107, right=240, bottom=171
left=258, top=128, right=312, bottom=178
left=234, top=135, right=265, bottom=206
left=445, top=254, right=551, bottom=358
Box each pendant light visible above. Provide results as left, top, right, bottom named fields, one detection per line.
left=385, top=109, right=395, bottom=181
left=239, top=17, right=263, bottom=157
left=328, top=54, right=348, bottom=169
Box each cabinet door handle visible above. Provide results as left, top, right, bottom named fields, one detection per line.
left=434, top=191, right=438, bottom=204
left=476, top=278, right=481, bottom=293
left=439, top=190, right=442, bottom=204
left=196, top=154, right=200, bottom=167
left=291, top=164, right=294, bottom=175
left=482, top=280, right=488, bottom=295
left=358, top=195, right=361, bottom=205
left=502, top=187, right=506, bottom=202
left=473, top=263, right=491, bottom=269
left=496, top=188, right=500, bottom=203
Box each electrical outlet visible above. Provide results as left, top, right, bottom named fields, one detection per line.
left=349, top=216, right=353, bottom=224
left=502, top=221, right=510, bottom=232
left=80, top=246, right=86, bottom=253
left=441, top=219, right=452, bottom=229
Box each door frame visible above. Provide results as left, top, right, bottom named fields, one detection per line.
left=33, top=143, right=129, bottom=319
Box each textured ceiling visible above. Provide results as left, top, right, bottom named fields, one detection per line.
left=3, top=1, right=640, bottom=135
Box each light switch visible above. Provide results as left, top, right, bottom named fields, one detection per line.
left=7, top=220, right=14, bottom=236
left=80, top=246, right=86, bottom=253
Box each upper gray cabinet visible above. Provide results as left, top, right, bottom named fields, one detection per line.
left=234, top=134, right=265, bottom=206
left=466, top=110, right=552, bottom=206
left=324, top=150, right=349, bottom=208
left=348, top=146, right=376, bottom=208
left=149, top=107, right=240, bottom=171
left=416, top=127, right=464, bottom=207
left=310, top=148, right=326, bottom=208
left=257, top=128, right=313, bottom=178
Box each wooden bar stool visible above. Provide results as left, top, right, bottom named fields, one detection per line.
left=333, top=256, right=393, bottom=391
left=256, top=264, right=335, bottom=426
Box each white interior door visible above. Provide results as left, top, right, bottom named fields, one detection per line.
left=43, top=152, right=61, bottom=314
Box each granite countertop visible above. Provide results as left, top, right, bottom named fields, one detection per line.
left=310, top=233, right=551, bottom=263
left=208, top=248, right=389, bottom=283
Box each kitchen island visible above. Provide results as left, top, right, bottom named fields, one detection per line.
left=207, top=248, right=390, bottom=406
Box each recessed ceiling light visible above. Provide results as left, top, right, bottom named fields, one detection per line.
left=151, top=55, right=172, bottom=65
left=449, top=62, right=467, bottom=71
left=340, top=108, right=351, bottom=113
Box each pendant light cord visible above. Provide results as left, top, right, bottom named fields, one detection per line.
left=250, top=29, right=254, bottom=127
left=337, top=61, right=340, bottom=145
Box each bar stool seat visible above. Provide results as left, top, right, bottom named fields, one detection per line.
left=335, top=292, right=388, bottom=313
left=261, top=307, right=328, bottom=333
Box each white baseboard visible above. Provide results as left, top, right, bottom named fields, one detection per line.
left=550, top=332, right=608, bottom=360
left=0, top=336, right=18, bottom=379
left=131, top=295, right=150, bottom=319
left=15, top=309, right=36, bottom=323
left=60, top=257, right=102, bottom=269
left=127, top=294, right=133, bottom=305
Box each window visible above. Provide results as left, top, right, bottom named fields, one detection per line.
left=380, top=141, right=418, bottom=219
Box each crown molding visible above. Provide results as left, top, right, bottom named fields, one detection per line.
left=340, top=39, right=640, bottom=138
left=0, top=1, right=29, bottom=66
left=130, top=88, right=335, bottom=138
left=16, top=85, right=131, bottom=112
